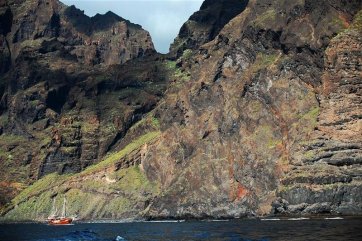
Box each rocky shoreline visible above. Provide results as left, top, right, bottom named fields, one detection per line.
left=2, top=214, right=361, bottom=225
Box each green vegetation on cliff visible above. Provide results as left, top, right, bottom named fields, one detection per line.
left=83, top=131, right=160, bottom=174
left=165, top=61, right=191, bottom=82
left=351, top=10, right=362, bottom=31
left=252, top=10, right=277, bottom=28
left=1, top=131, right=161, bottom=221
left=251, top=53, right=279, bottom=74
left=13, top=173, right=68, bottom=205
left=130, top=114, right=160, bottom=131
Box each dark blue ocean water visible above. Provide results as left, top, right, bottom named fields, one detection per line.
left=0, top=218, right=361, bottom=241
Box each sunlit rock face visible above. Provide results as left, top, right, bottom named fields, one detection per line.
left=143, top=0, right=362, bottom=218
left=0, top=0, right=361, bottom=221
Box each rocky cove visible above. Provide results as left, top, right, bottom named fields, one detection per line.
left=0, top=0, right=361, bottom=222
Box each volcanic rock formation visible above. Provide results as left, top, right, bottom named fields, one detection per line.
left=145, top=0, right=362, bottom=218
left=0, top=0, right=164, bottom=210
left=0, top=0, right=361, bottom=221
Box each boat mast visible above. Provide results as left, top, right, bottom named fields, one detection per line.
left=62, top=197, right=66, bottom=217
left=49, top=197, right=58, bottom=217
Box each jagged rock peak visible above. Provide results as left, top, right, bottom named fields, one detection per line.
left=0, top=0, right=155, bottom=67
left=170, top=0, right=249, bottom=55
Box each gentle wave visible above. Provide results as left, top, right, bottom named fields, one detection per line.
left=144, top=220, right=185, bottom=223
left=81, top=219, right=134, bottom=224
left=287, top=217, right=310, bottom=221
left=209, top=219, right=230, bottom=222
left=37, top=230, right=127, bottom=241
left=47, top=223, right=75, bottom=226
left=325, top=217, right=343, bottom=220
left=115, top=236, right=127, bottom=241
left=261, top=218, right=281, bottom=221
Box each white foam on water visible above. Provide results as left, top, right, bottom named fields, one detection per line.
left=47, top=224, right=75, bottom=226
left=145, top=220, right=185, bottom=223
left=115, top=236, right=126, bottom=241
left=81, top=219, right=134, bottom=224
left=200, top=219, right=230, bottom=222
left=261, top=218, right=281, bottom=221
left=325, top=217, right=343, bottom=220
left=287, top=217, right=310, bottom=221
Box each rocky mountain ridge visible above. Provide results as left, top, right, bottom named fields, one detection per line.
left=0, top=0, right=361, bottom=221
left=0, top=0, right=165, bottom=209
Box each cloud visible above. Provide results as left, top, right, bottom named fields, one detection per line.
left=61, top=0, right=203, bottom=53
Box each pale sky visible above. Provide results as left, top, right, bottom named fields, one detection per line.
left=61, top=0, right=204, bottom=53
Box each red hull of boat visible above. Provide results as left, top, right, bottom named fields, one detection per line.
left=48, top=218, right=73, bottom=225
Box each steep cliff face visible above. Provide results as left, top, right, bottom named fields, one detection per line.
left=1, top=0, right=361, bottom=221
left=143, top=0, right=362, bottom=218
left=276, top=13, right=362, bottom=215
left=0, top=0, right=164, bottom=209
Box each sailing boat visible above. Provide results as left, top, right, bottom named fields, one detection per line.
left=48, top=197, right=73, bottom=225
